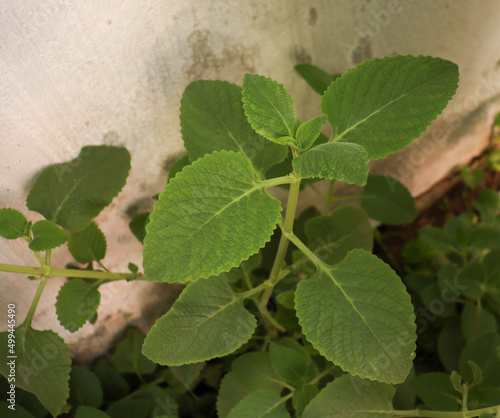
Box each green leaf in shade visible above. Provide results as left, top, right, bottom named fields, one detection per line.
left=461, top=166, right=485, bottom=189
left=68, top=366, right=103, bottom=409
left=0, top=208, right=28, bottom=239
left=129, top=212, right=150, bottom=244
left=393, top=367, right=417, bottom=410
left=143, top=151, right=282, bottom=283
left=470, top=227, right=500, bottom=249
left=106, top=399, right=152, bottom=418
left=294, top=63, right=341, bottom=95
left=466, top=360, right=484, bottom=388
left=292, top=385, right=319, bottom=417
left=170, top=362, right=205, bottom=389
left=28, top=220, right=67, bottom=251
left=450, top=371, right=464, bottom=394
left=134, top=385, right=178, bottom=417
left=444, top=217, right=471, bottom=248
left=56, top=279, right=101, bottom=332
left=322, top=55, right=459, bottom=159
left=242, top=73, right=300, bottom=143
left=232, top=352, right=283, bottom=394
left=180, top=80, right=287, bottom=178
left=269, top=342, right=309, bottom=386
left=459, top=333, right=500, bottom=388
left=0, top=325, right=71, bottom=417
left=142, top=275, right=256, bottom=366
left=360, top=175, right=416, bottom=225
left=75, top=406, right=111, bottom=418
left=473, top=188, right=500, bottom=224
left=304, top=205, right=373, bottom=265
left=227, top=389, right=288, bottom=418
left=167, top=155, right=190, bottom=183
left=0, top=403, right=35, bottom=417
left=93, top=358, right=130, bottom=400
left=295, top=249, right=416, bottom=384
left=292, top=142, right=369, bottom=185
left=296, top=116, right=327, bottom=151
left=303, top=374, right=394, bottom=417
left=418, top=226, right=455, bottom=254
left=26, top=146, right=130, bottom=231
left=461, top=304, right=497, bottom=343
left=438, top=317, right=466, bottom=373
left=457, top=262, right=487, bottom=299
left=217, top=372, right=250, bottom=418
left=276, top=290, right=295, bottom=310
left=68, top=222, right=107, bottom=263
left=113, top=328, right=156, bottom=376
left=419, top=283, right=454, bottom=318
left=410, top=372, right=460, bottom=411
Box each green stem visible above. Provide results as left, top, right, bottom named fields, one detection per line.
left=392, top=404, right=500, bottom=417
left=0, top=263, right=141, bottom=281
left=322, top=180, right=336, bottom=215
left=23, top=276, right=48, bottom=328
left=23, top=236, right=45, bottom=266
left=308, top=365, right=336, bottom=385
left=260, top=175, right=295, bottom=188
left=285, top=233, right=322, bottom=269
left=309, top=183, right=326, bottom=200
left=260, top=174, right=301, bottom=311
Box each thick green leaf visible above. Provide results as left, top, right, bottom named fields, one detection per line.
left=129, top=212, right=150, bottom=244
left=360, top=175, right=416, bottom=225
left=134, top=386, right=178, bottom=417
left=0, top=208, right=28, bottom=239
left=294, top=63, right=340, bottom=95
left=304, top=205, right=373, bottom=265
left=470, top=227, right=500, bottom=249
left=0, top=325, right=71, bottom=417
left=142, top=275, right=256, bottom=365
left=242, top=73, right=300, bottom=143
left=410, top=372, right=460, bottom=411
left=438, top=318, right=465, bottom=373
left=418, top=226, right=455, bottom=254
left=0, top=402, right=35, bottom=417
left=113, top=328, right=156, bottom=376
left=459, top=333, right=500, bottom=387
left=68, top=222, right=106, bottom=263
left=167, top=155, right=190, bottom=183
left=93, top=358, right=130, bottom=400
left=473, top=188, right=500, bottom=224
left=106, top=399, right=152, bottom=418
left=180, top=80, right=287, bottom=178
left=143, top=151, right=282, bottom=283
left=269, top=343, right=309, bottom=386
left=170, top=362, right=205, bottom=388
left=26, top=146, right=130, bottom=231
left=295, top=249, right=416, bottom=384
left=217, top=372, right=249, bottom=418
left=293, top=142, right=369, bottom=185
left=296, top=116, right=327, bottom=151
left=227, top=389, right=288, bottom=418
left=28, top=220, right=67, bottom=251
left=68, top=366, right=103, bottom=409
left=56, top=279, right=101, bottom=332
left=292, top=385, right=319, bottom=417
left=232, top=352, right=283, bottom=394
left=461, top=166, right=485, bottom=189
left=322, top=55, right=458, bottom=159
left=461, top=304, right=497, bottom=343
left=457, top=262, right=486, bottom=299
left=303, top=375, right=395, bottom=417
left=75, top=406, right=110, bottom=418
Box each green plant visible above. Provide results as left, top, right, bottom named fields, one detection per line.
left=2, top=54, right=497, bottom=417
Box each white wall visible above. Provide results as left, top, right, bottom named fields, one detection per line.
left=1, top=0, right=500, bottom=360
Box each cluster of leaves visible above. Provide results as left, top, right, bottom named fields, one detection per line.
left=2, top=54, right=496, bottom=417
left=399, top=170, right=500, bottom=412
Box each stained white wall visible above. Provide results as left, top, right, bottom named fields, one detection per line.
left=1, top=0, right=500, bottom=360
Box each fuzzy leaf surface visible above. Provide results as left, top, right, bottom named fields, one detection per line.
left=68, top=222, right=107, bottom=263
left=217, top=372, right=250, bottom=418
left=227, top=389, right=288, bottom=418
left=242, top=73, right=300, bottom=143
left=180, top=80, right=287, bottom=178
left=143, top=151, right=282, bottom=283
left=142, top=275, right=256, bottom=366
left=360, top=175, right=416, bottom=225
left=28, top=220, right=67, bottom=251
left=269, top=343, right=309, bottom=386
left=56, top=279, right=101, bottom=332
left=113, top=329, right=156, bottom=376
left=305, top=205, right=373, bottom=265
left=322, top=55, right=458, bottom=158
left=296, top=116, right=327, bottom=151
left=303, top=375, right=394, bottom=417
left=232, top=352, right=283, bottom=394
left=26, top=146, right=130, bottom=231
left=0, top=208, right=28, bottom=239
left=0, top=325, right=71, bottom=417
left=293, top=142, right=369, bottom=185
left=295, top=249, right=416, bottom=384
